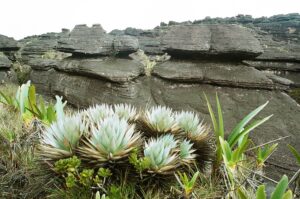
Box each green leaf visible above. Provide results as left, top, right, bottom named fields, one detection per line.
left=282, top=190, right=293, bottom=199
left=204, top=94, right=218, bottom=137
left=270, top=175, right=289, bottom=199
left=189, top=171, right=199, bottom=188
left=28, top=85, right=37, bottom=113
left=228, top=101, right=269, bottom=147
left=46, top=106, right=56, bottom=123
left=256, top=185, right=266, bottom=199
left=219, top=137, right=232, bottom=161
left=0, top=91, right=13, bottom=105
left=216, top=94, right=224, bottom=139
left=229, top=114, right=272, bottom=147
left=237, top=188, right=248, bottom=199
left=288, top=144, right=300, bottom=165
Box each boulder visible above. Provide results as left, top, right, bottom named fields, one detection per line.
left=57, top=24, right=114, bottom=56
left=56, top=58, right=143, bottom=83
left=113, top=35, right=139, bottom=55
left=0, top=53, right=12, bottom=68
left=161, top=24, right=263, bottom=59
left=0, top=34, right=19, bottom=51
left=19, top=32, right=67, bottom=62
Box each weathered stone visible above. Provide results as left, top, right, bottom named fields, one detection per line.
left=0, top=34, right=19, bottom=51
left=243, top=60, right=300, bottom=72
left=56, top=58, right=143, bottom=82
left=153, top=61, right=280, bottom=90
left=19, top=32, right=66, bottom=62
left=161, top=24, right=263, bottom=59
left=113, top=35, right=139, bottom=55
left=0, top=53, right=12, bottom=68
left=57, top=24, right=114, bottom=56
left=263, top=71, right=295, bottom=86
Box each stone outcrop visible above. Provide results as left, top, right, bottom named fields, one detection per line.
left=161, top=24, right=263, bottom=59
left=0, top=52, right=12, bottom=68
left=0, top=34, right=19, bottom=51
left=1, top=13, right=300, bottom=179
left=57, top=24, right=139, bottom=56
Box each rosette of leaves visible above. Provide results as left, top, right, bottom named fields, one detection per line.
left=85, top=104, right=114, bottom=124
left=78, top=115, right=141, bottom=165
left=176, top=111, right=212, bottom=165
left=143, top=134, right=180, bottom=174
left=180, top=140, right=196, bottom=164
left=39, top=115, right=88, bottom=160
left=113, top=103, right=137, bottom=122
left=136, top=106, right=181, bottom=137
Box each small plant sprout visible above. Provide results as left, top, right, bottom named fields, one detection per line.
left=175, top=171, right=200, bottom=199
left=256, top=143, right=278, bottom=168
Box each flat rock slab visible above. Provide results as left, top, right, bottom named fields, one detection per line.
left=243, top=60, right=300, bottom=72
left=57, top=24, right=114, bottom=56
left=56, top=58, right=143, bottom=82
left=153, top=61, right=279, bottom=90
left=161, top=24, right=263, bottom=59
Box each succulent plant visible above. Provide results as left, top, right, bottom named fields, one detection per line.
left=85, top=104, right=114, bottom=124
left=176, top=111, right=212, bottom=166
left=180, top=140, right=196, bottom=164
left=113, top=103, right=137, bottom=121
left=78, top=115, right=141, bottom=164
left=136, top=106, right=181, bottom=136
left=39, top=114, right=87, bottom=160
left=175, top=111, right=208, bottom=137
left=143, top=134, right=179, bottom=174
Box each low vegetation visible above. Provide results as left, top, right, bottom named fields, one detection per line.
left=0, top=81, right=299, bottom=198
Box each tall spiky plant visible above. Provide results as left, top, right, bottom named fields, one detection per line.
left=39, top=114, right=88, bottom=160
left=78, top=116, right=141, bottom=165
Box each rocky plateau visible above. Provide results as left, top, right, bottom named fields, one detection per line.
left=1, top=13, right=300, bottom=179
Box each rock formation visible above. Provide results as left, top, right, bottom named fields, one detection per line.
left=1, top=13, right=300, bottom=179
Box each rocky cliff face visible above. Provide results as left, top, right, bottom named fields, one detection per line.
left=1, top=13, right=300, bottom=179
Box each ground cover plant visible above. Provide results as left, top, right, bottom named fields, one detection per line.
left=0, top=81, right=299, bottom=198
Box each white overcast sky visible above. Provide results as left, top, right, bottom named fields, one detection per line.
left=1, top=0, right=299, bottom=40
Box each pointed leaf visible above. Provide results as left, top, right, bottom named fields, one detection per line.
left=282, top=190, right=293, bottom=199
left=288, top=145, right=300, bottom=165
left=237, top=188, right=248, bottom=199
left=228, top=101, right=269, bottom=146
left=216, top=94, right=224, bottom=138
left=256, top=185, right=266, bottom=199
left=229, top=115, right=273, bottom=147
left=204, top=94, right=218, bottom=137
left=270, top=175, right=289, bottom=199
